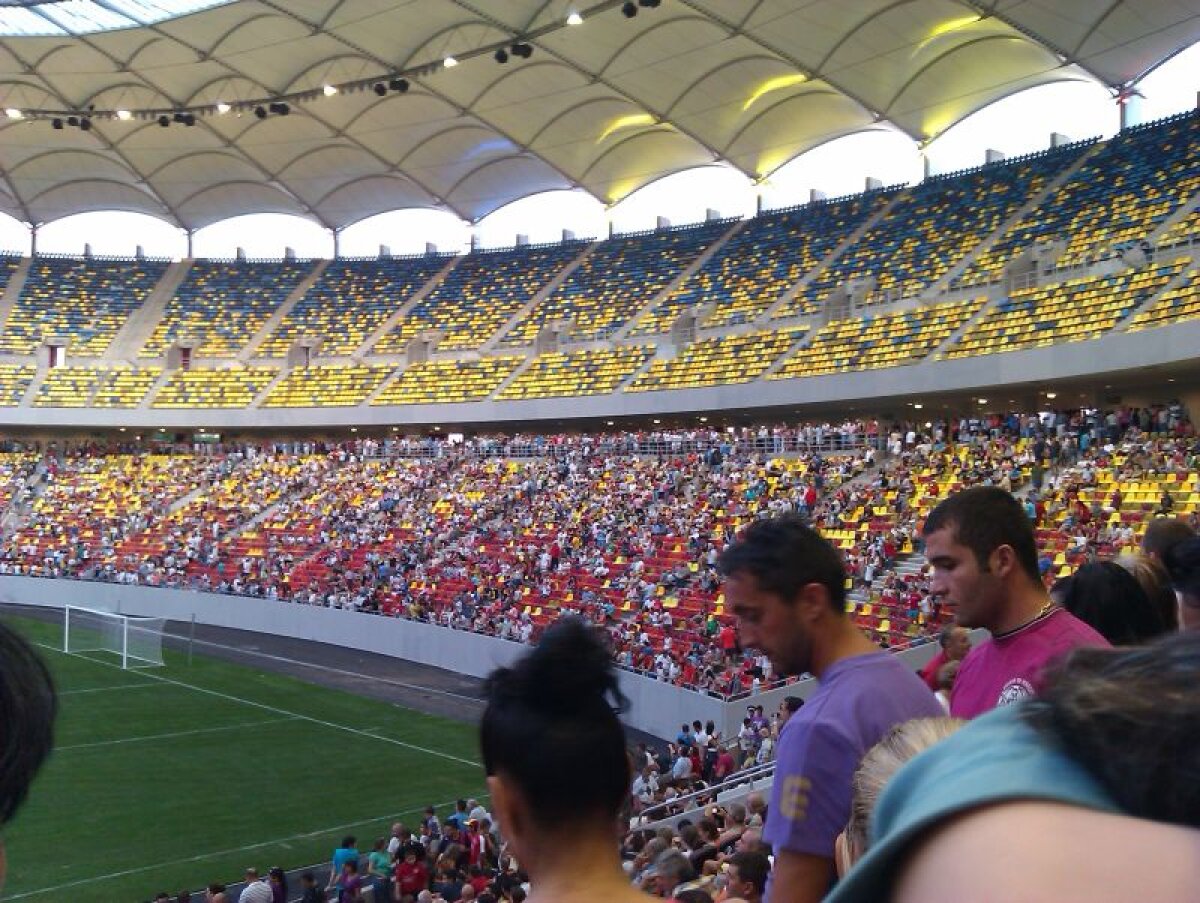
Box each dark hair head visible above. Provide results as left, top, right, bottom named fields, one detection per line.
left=340, top=836, right=356, bottom=849
left=481, top=616, right=630, bottom=826
left=1142, top=517, right=1196, bottom=561
left=782, top=696, right=804, bottom=713
left=922, top=486, right=1040, bottom=584
left=674, top=891, right=714, bottom=903
left=728, top=850, right=771, bottom=895
left=717, top=514, right=847, bottom=612
left=1022, top=631, right=1200, bottom=828
left=1117, top=554, right=1179, bottom=632
left=1059, top=560, right=1169, bottom=646
left=1163, top=535, right=1200, bottom=598
left=0, top=620, right=56, bottom=825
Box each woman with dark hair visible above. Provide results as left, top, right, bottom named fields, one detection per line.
left=1058, top=560, right=1169, bottom=645
left=480, top=616, right=656, bottom=903
left=1163, top=534, right=1200, bottom=631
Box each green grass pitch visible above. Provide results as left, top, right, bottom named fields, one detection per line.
left=2, top=614, right=486, bottom=902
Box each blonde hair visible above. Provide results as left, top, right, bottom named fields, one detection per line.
left=844, top=717, right=965, bottom=862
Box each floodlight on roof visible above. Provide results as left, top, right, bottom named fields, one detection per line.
left=323, top=84, right=338, bottom=96
left=116, top=109, right=132, bottom=120
left=567, top=12, right=583, bottom=25
left=216, top=102, right=231, bottom=114
left=4, top=108, right=21, bottom=119
left=494, top=47, right=508, bottom=64
left=388, top=77, right=409, bottom=93
left=512, top=42, right=533, bottom=59
left=622, top=1, right=636, bottom=17
left=443, top=56, right=458, bottom=68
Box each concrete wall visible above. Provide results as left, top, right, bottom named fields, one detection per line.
left=0, top=576, right=723, bottom=739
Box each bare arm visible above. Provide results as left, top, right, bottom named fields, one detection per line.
left=768, top=850, right=835, bottom=903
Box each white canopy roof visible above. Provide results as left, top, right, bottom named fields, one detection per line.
left=0, top=0, right=1194, bottom=231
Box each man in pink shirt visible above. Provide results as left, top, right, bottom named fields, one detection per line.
left=923, top=486, right=1109, bottom=718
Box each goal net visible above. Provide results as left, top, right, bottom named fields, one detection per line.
left=63, top=606, right=167, bottom=669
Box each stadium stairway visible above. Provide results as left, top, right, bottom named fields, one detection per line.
left=360, top=255, right=462, bottom=357
left=0, top=256, right=31, bottom=337
left=928, top=286, right=1004, bottom=359
left=1147, top=190, right=1200, bottom=245
left=756, top=327, right=819, bottom=380
left=106, top=258, right=194, bottom=360
left=485, top=351, right=536, bottom=398
left=136, top=367, right=175, bottom=410
left=240, top=259, right=331, bottom=360
left=614, top=218, right=748, bottom=341
left=479, top=240, right=599, bottom=354
left=760, top=191, right=907, bottom=323
left=930, top=140, right=1104, bottom=296
left=848, top=548, right=927, bottom=609
left=1113, top=255, right=1198, bottom=331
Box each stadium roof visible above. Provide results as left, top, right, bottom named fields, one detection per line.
left=0, top=0, right=1194, bottom=232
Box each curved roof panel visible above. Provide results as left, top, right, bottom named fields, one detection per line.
left=0, top=0, right=1192, bottom=230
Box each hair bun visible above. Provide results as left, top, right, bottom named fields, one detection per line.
left=487, top=616, right=627, bottom=715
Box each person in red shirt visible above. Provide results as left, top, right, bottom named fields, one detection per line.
left=918, top=624, right=971, bottom=691
left=719, top=622, right=738, bottom=663
left=393, top=845, right=428, bottom=902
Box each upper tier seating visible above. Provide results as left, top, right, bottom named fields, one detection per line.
left=260, top=256, right=449, bottom=358
left=1127, top=267, right=1200, bottom=331
left=770, top=298, right=984, bottom=380
left=496, top=345, right=654, bottom=399
left=0, top=257, right=166, bottom=356
left=142, top=261, right=312, bottom=358
left=152, top=367, right=277, bottom=408
left=0, top=364, right=34, bottom=405
left=958, top=111, right=1200, bottom=285
left=261, top=364, right=394, bottom=407
left=371, top=356, right=525, bottom=405
left=91, top=367, right=162, bottom=408
left=33, top=366, right=104, bottom=407
left=775, top=145, right=1088, bottom=317
left=628, top=192, right=893, bottom=334
left=501, top=222, right=729, bottom=346
left=628, top=329, right=805, bottom=392
left=376, top=243, right=586, bottom=354
left=945, top=259, right=1187, bottom=359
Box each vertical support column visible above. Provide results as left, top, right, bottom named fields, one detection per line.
left=29, top=223, right=38, bottom=256
left=185, top=228, right=195, bottom=258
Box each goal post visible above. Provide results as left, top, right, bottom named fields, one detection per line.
left=63, top=606, right=167, bottom=669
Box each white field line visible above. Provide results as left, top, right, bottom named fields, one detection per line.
left=36, top=643, right=481, bottom=768
left=56, top=716, right=300, bottom=751
left=4, top=794, right=489, bottom=901
left=58, top=682, right=159, bottom=696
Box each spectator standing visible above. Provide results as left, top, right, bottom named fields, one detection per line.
left=917, top=625, right=970, bottom=692
left=325, top=836, right=359, bottom=898
left=922, top=487, right=1109, bottom=718
left=720, top=515, right=941, bottom=902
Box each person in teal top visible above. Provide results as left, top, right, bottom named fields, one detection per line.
left=827, top=632, right=1200, bottom=902
left=326, top=836, right=358, bottom=896
left=364, top=837, right=392, bottom=901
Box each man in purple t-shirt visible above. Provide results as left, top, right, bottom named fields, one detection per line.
left=720, top=515, right=942, bottom=903
left=923, top=486, right=1109, bottom=719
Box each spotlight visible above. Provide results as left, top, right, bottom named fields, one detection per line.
left=494, top=47, right=509, bottom=64
left=639, top=0, right=661, bottom=6
left=173, top=112, right=187, bottom=123
left=4, top=108, right=22, bottom=119
left=322, top=84, right=338, bottom=97
left=622, top=1, right=637, bottom=16
left=216, top=102, right=231, bottom=114
left=79, top=117, right=91, bottom=131
left=67, top=116, right=79, bottom=127
left=182, top=113, right=196, bottom=127
left=443, top=56, right=458, bottom=68
left=51, top=118, right=63, bottom=130
left=158, top=115, right=170, bottom=127
left=116, top=109, right=132, bottom=121
left=511, top=42, right=533, bottom=59
left=254, top=105, right=267, bottom=119
left=373, top=82, right=387, bottom=96
left=567, top=11, right=583, bottom=25
left=388, top=77, right=409, bottom=93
